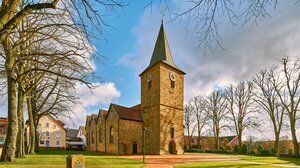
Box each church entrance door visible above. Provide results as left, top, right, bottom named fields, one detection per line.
left=168, top=140, right=176, bottom=154
left=132, top=141, right=137, bottom=154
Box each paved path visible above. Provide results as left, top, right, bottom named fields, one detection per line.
left=121, top=153, right=300, bottom=168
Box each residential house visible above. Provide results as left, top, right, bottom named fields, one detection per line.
left=0, top=118, right=8, bottom=146
left=66, top=128, right=85, bottom=150
left=25, top=114, right=67, bottom=149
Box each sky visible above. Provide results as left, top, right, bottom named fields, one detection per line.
left=1, top=0, right=300, bottom=140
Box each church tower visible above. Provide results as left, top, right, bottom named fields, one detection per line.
left=140, top=21, right=185, bottom=154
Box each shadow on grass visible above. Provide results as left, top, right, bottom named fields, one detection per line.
left=277, top=157, right=300, bottom=165
left=36, top=150, right=111, bottom=156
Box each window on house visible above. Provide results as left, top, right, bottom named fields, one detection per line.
left=0, top=137, right=4, bottom=144
left=56, top=141, right=60, bottom=146
left=148, top=81, right=152, bottom=89
left=46, top=141, right=50, bottom=147
left=110, top=127, right=114, bottom=144
left=171, top=80, right=175, bottom=88
left=53, top=125, right=57, bottom=129
left=56, top=131, right=60, bottom=138
left=38, top=124, right=41, bottom=127
left=99, top=129, right=103, bottom=143
left=46, top=123, right=49, bottom=128
left=40, top=140, right=44, bottom=145
left=91, top=131, right=94, bottom=144
left=170, top=128, right=174, bottom=138
left=46, top=131, right=50, bottom=137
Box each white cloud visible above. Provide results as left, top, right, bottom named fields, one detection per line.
left=62, top=82, right=121, bottom=128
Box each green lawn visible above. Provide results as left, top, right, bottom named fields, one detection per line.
left=241, top=156, right=300, bottom=166
left=0, top=150, right=144, bottom=168
left=174, top=161, right=277, bottom=168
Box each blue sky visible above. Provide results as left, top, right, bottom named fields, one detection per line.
left=93, top=1, right=150, bottom=108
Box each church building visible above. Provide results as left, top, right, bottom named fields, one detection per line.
left=85, top=21, right=185, bottom=155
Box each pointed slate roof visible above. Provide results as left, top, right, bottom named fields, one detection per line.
left=140, top=21, right=184, bottom=75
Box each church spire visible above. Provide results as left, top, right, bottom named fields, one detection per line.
left=140, top=21, right=184, bottom=76
left=147, top=22, right=183, bottom=73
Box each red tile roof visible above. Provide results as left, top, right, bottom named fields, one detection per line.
left=0, top=117, right=8, bottom=123
left=111, top=104, right=142, bottom=122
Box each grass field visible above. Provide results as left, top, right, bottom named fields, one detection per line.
left=0, top=150, right=144, bottom=168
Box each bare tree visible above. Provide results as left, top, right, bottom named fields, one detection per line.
left=271, top=57, right=300, bottom=155
left=253, top=70, right=286, bottom=155
left=0, top=0, right=125, bottom=161
left=184, top=102, right=196, bottom=149
left=225, top=81, right=259, bottom=154
left=190, top=96, right=208, bottom=149
left=167, top=0, right=280, bottom=51
left=205, top=89, right=228, bottom=149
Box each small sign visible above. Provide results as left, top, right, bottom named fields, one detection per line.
left=66, top=154, right=85, bottom=168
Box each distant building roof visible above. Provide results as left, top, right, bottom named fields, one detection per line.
left=79, top=126, right=86, bottom=135
left=219, top=136, right=236, bottom=143
left=111, top=104, right=142, bottom=122
left=67, top=128, right=79, bottom=138
left=0, top=118, right=8, bottom=123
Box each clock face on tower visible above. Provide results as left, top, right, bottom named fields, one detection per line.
left=169, top=72, right=176, bottom=81
left=146, top=73, right=152, bottom=83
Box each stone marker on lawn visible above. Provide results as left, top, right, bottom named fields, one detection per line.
left=66, top=154, right=85, bottom=168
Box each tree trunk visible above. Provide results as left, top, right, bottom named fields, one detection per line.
left=238, top=133, right=242, bottom=154
left=27, top=97, right=35, bottom=154
left=290, top=117, right=299, bottom=155
left=274, top=132, right=279, bottom=155
left=187, top=127, right=191, bottom=149
left=197, top=130, right=201, bottom=149
left=0, top=38, right=18, bottom=162
left=16, top=88, right=25, bottom=158
left=34, top=113, right=40, bottom=152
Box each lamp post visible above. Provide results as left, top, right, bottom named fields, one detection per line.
left=143, top=127, right=147, bottom=163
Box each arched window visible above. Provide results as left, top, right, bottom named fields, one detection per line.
left=91, top=131, right=94, bottom=144
left=170, top=80, right=175, bottom=88
left=99, top=129, right=103, bottom=143
left=110, top=127, right=114, bottom=144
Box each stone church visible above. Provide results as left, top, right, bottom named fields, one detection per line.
left=85, top=21, right=185, bottom=155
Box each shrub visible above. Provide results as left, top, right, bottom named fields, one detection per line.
left=185, top=148, right=200, bottom=153
left=257, top=145, right=264, bottom=153
left=249, top=150, right=256, bottom=155
left=225, top=145, right=231, bottom=151
left=212, top=149, right=223, bottom=153
left=260, top=149, right=271, bottom=156
left=234, top=145, right=239, bottom=153
left=271, top=148, right=276, bottom=155
left=241, top=144, right=248, bottom=154
left=224, top=150, right=232, bottom=154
